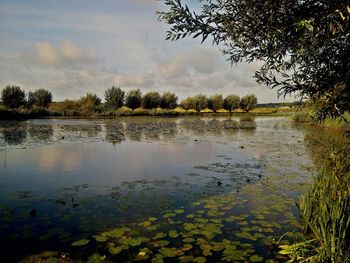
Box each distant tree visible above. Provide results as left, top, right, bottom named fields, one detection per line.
left=1, top=85, right=26, bottom=109
left=180, top=97, right=192, bottom=110
left=192, top=94, right=208, bottom=112
left=105, top=86, right=125, bottom=110
left=208, top=94, right=224, bottom=112
left=160, top=91, right=178, bottom=109
left=142, top=91, right=161, bottom=109
left=125, top=89, right=142, bottom=110
left=224, top=95, right=240, bottom=112
left=28, top=89, right=52, bottom=107
left=79, top=93, right=101, bottom=113
left=240, top=94, right=258, bottom=112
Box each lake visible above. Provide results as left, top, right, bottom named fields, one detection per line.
left=0, top=116, right=342, bottom=262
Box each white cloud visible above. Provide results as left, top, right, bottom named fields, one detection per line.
left=23, top=41, right=97, bottom=67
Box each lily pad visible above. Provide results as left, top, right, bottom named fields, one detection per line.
left=249, top=255, right=264, bottom=262
left=71, top=238, right=89, bottom=247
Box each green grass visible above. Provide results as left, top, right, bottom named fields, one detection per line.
left=280, top=145, right=350, bottom=262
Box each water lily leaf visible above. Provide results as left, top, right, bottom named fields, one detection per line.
left=151, top=254, right=164, bottom=263
left=148, top=217, right=157, bottom=222
left=87, top=253, right=106, bottom=263
left=135, top=248, right=151, bottom=261
left=235, top=231, right=257, bottom=241
left=168, top=230, right=179, bottom=238
left=249, top=255, right=264, bottom=262
left=183, top=237, right=195, bottom=243
left=163, top=213, right=176, bottom=218
left=139, top=221, right=152, bottom=227
left=174, top=209, right=185, bottom=214
left=71, top=238, right=89, bottom=247
left=154, top=232, right=167, bottom=239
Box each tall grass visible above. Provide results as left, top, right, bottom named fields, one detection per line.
left=280, top=145, right=350, bottom=262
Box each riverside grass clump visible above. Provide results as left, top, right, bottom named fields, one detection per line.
left=280, top=145, right=350, bottom=262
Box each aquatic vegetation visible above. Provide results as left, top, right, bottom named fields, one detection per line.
left=71, top=238, right=89, bottom=246
left=280, top=146, right=350, bottom=262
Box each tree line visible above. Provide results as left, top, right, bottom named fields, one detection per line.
left=0, top=85, right=258, bottom=114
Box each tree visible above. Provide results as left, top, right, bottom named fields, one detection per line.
left=142, top=91, right=161, bottom=109
left=79, top=93, right=101, bottom=113
left=160, top=91, right=178, bottom=109
left=240, top=94, right=258, bottom=112
left=105, top=86, right=125, bottom=110
left=208, top=94, right=223, bottom=112
left=125, top=89, right=142, bottom=110
left=180, top=97, right=192, bottom=110
left=224, top=95, right=240, bottom=113
left=192, top=94, right=208, bottom=112
left=158, top=0, right=350, bottom=120
left=28, top=89, right=52, bottom=107
left=1, top=85, right=26, bottom=109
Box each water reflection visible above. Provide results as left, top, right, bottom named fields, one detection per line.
left=2, top=123, right=27, bottom=146
left=0, top=118, right=258, bottom=147
left=105, top=122, right=125, bottom=144
left=29, top=125, right=53, bottom=141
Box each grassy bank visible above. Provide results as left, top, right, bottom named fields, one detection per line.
left=0, top=105, right=295, bottom=119
left=291, top=111, right=350, bottom=130
left=280, top=145, right=350, bottom=262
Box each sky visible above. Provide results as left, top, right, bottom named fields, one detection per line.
left=0, top=0, right=296, bottom=103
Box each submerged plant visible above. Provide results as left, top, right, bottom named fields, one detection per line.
left=280, top=145, right=350, bottom=262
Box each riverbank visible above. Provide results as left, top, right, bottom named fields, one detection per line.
left=0, top=106, right=294, bottom=120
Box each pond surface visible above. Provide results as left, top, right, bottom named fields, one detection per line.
left=0, top=117, right=342, bottom=262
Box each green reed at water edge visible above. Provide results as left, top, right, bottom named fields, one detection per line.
left=280, top=145, right=350, bottom=262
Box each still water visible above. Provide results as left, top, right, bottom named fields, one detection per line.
left=0, top=117, right=338, bottom=262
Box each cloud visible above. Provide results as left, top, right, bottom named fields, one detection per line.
left=159, top=47, right=219, bottom=79
left=24, top=40, right=97, bottom=67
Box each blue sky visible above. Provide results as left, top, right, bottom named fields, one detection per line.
left=0, top=0, right=295, bottom=102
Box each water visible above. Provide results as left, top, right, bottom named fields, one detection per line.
left=0, top=117, right=336, bottom=262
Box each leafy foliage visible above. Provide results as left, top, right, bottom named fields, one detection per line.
left=28, top=89, right=52, bottom=107
left=208, top=94, right=223, bottom=112
left=1, top=85, right=26, bottom=109
left=125, top=89, right=142, bottom=110
left=180, top=94, right=208, bottom=112
left=142, top=91, right=161, bottom=109
left=224, top=95, right=240, bottom=113
left=158, top=0, right=350, bottom=120
left=160, top=91, right=178, bottom=109
left=79, top=93, right=101, bottom=114
left=240, top=94, right=258, bottom=112
left=105, top=86, right=125, bottom=110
